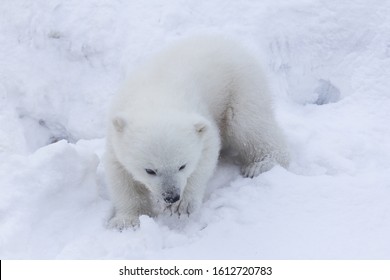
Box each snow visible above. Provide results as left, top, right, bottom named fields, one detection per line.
left=1, top=0, right=390, bottom=259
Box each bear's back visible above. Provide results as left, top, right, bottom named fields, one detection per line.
left=112, top=36, right=267, bottom=125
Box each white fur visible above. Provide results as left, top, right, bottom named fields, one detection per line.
left=105, top=36, right=289, bottom=229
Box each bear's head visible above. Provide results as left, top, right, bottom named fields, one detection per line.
left=110, top=112, right=209, bottom=205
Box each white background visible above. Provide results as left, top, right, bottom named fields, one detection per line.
left=2, top=260, right=390, bottom=280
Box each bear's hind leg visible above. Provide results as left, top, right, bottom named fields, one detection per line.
left=225, top=102, right=289, bottom=178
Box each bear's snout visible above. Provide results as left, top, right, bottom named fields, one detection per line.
left=162, top=190, right=180, bottom=204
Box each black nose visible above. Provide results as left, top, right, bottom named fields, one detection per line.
left=163, top=191, right=180, bottom=204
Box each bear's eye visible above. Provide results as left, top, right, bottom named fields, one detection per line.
left=145, top=168, right=157, bottom=175
left=179, top=164, right=186, bottom=171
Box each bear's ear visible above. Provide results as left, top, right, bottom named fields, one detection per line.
left=194, top=121, right=207, bottom=136
left=112, top=116, right=127, bottom=133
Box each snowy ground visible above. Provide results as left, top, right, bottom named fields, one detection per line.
left=1, top=0, right=390, bottom=259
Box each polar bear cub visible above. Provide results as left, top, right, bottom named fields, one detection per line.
left=105, top=36, right=289, bottom=229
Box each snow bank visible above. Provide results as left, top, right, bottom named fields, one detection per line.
left=1, top=0, right=390, bottom=259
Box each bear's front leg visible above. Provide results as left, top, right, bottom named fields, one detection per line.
left=105, top=152, right=153, bottom=230
left=108, top=212, right=140, bottom=230
left=171, top=127, right=220, bottom=217
left=173, top=185, right=204, bottom=217
left=172, top=156, right=217, bottom=217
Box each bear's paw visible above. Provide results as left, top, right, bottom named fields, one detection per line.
left=107, top=215, right=140, bottom=231
left=241, top=158, right=275, bottom=178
